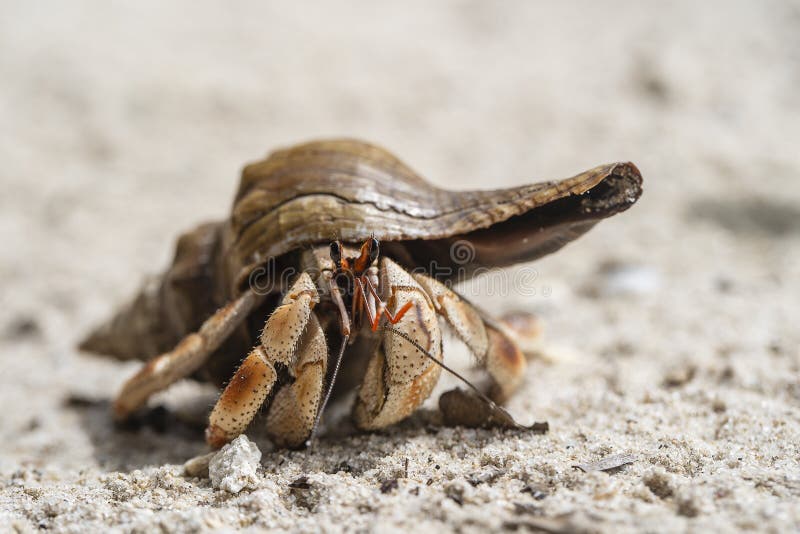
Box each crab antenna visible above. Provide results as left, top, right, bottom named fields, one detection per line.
left=384, top=326, right=526, bottom=430
left=305, top=333, right=349, bottom=448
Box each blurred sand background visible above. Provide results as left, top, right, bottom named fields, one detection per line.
left=1, top=1, right=799, bottom=532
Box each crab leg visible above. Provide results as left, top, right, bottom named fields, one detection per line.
left=356, top=275, right=414, bottom=332
left=353, top=258, right=443, bottom=430
left=412, top=273, right=527, bottom=403
left=205, top=273, right=319, bottom=448
left=263, top=311, right=328, bottom=448
left=113, top=289, right=262, bottom=420
left=352, top=266, right=378, bottom=329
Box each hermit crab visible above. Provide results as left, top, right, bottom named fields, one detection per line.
left=81, top=139, right=642, bottom=448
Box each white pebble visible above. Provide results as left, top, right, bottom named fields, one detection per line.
left=209, top=435, right=262, bottom=493
left=599, top=263, right=661, bottom=296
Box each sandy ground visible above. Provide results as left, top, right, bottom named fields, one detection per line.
left=1, top=1, right=799, bottom=532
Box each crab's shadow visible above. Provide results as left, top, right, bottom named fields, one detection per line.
left=66, top=393, right=444, bottom=472
left=65, top=395, right=211, bottom=472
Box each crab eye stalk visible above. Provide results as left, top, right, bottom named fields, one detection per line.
left=368, top=237, right=380, bottom=265
left=329, top=241, right=343, bottom=269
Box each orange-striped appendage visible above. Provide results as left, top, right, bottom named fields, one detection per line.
left=205, top=272, right=319, bottom=448
left=206, top=347, right=276, bottom=448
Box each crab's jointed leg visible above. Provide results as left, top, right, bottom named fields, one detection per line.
left=205, top=272, right=320, bottom=449
left=413, top=273, right=527, bottom=403
left=356, top=275, right=414, bottom=332
left=353, top=258, right=443, bottom=430
left=113, top=289, right=262, bottom=420
left=264, top=311, right=328, bottom=448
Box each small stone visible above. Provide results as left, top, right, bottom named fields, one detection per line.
left=208, top=435, right=262, bottom=493
left=587, top=261, right=661, bottom=298
left=662, top=365, right=697, bottom=388
left=184, top=452, right=216, bottom=478
left=573, top=453, right=637, bottom=473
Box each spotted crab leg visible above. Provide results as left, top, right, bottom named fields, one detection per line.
left=263, top=309, right=328, bottom=448
left=412, top=273, right=527, bottom=403
left=113, top=289, right=263, bottom=420
left=205, top=272, right=321, bottom=449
